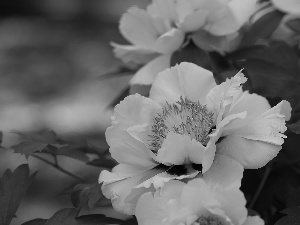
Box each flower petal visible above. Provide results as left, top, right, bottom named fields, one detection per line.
left=206, top=71, right=247, bottom=124
left=156, top=132, right=206, bottom=165
left=100, top=164, right=164, bottom=215
left=203, top=154, right=244, bottom=189
left=152, top=28, right=185, bottom=54
left=111, top=42, right=157, bottom=65
left=243, top=216, right=265, bottom=225
left=136, top=180, right=186, bottom=225
left=178, top=10, right=210, bottom=33
left=109, top=94, right=161, bottom=131
left=120, top=7, right=158, bottom=47
left=272, top=0, right=300, bottom=15
left=130, top=54, right=171, bottom=85
left=150, top=62, right=216, bottom=105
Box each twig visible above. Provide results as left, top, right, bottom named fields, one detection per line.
left=31, top=154, right=84, bottom=182
left=249, top=165, right=272, bottom=209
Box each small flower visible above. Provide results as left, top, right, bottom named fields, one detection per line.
left=99, top=62, right=291, bottom=215
left=135, top=155, right=264, bottom=225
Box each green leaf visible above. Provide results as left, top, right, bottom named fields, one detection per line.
left=0, top=164, right=37, bottom=225
left=11, top=130, right=58, bottom=159
left=170, top=42, right=212, bottom=70
left=43, top=208, right=122, bottom=225
left=22, top=219, right=47, bottom=225
left=288, top=121, right=300, bottom=134
left=286, top=19, right=300, bottom=34
left=232, top=41, right=300, bottom=99
left=86, top=158, right=116, bottom=169
left=275, top=206, right=300, bottom=225
left=240, top=10, right=284, bottom=46
left=71, top=183, right=103, bottom=209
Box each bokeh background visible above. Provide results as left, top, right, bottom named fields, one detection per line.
left=0, top=0, right=149, bottom=224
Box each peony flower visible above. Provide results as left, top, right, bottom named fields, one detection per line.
left=99, top=62, right=291, bottom=215
left=177, top=0, right=257, bottom=53
left=135, top=155, right=264, bottom=225
left=113, top=0, right=257, bottom=86
left=112, top=0, right=184, bottom=86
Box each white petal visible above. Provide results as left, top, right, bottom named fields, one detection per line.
left=156, top=132, right=206, bottom=165
left=220, top=91, right=270, bottom=136
left=110, top=94, right=161, bottom=130
left=130, top=54, right=171, bottom=85
left=147, top=0, right=179, bottom=23
left=217, top=135, right=282, bottom=169
left=100, top=165, right=164, bottom=215
left=272, top=0, right=300, bottom=15
left=228, top=0, right=257, bottom=31
left=120, top=7, right=158, bottom=47
left=178, top=10, right=210, bottom=33
left=181, top=178, right=220, bottom=211
left=215, top=187, right=247, bottom=225
left=152, top=28, right=185, bottom=54
left=243, top=216, right=265, bottom=225
left=206, top=71, right=247, bottom=124
left=136, top=180, right=186, bottom=225
left=136, top=166, right=199, bottom=189
left=203, top=154, right=244, bottom=189
left=107, top=132, right=156, bottom=167
left=111, top=42, right=157, bottom=65
left=150, top=62, right=216, bottom=105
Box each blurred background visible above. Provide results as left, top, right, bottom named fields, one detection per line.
left=0, top=0, right=149, bottom=224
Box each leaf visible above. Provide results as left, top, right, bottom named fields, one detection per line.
left=275, top=206, right=300, bottom=225
left=232, top=41, right=300, bottom=99
left=170, top=42, right=212, bottom=70
left=107, top=86, right=130, bottom=109
left=11, top=130, right=58, bottom=159
left=71, top=183, right=103, bottom=209
left=120, top=218, right=138, bottom=225
left=240, top=10, right=284, bottom=46
left=0, top=164, right=37, bottom=225
left=86, top=158, right=116, bottom=169
left=286, top=19, right=300, bottom=34
left=288, top=121, right=300, bottom=134
left=44, top=208, right=122, bottom=225
left=22, top=219, right=47, bottom=225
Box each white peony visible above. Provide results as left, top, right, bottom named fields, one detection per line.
left=113, top=0, right=257, bottom=86
left=99, top=62, right=291, bottom=215
left=136, top=155, right=264, bottom=225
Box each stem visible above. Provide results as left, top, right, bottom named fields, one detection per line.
left=31, top=154, right=84, bottom=182
left=249, top=165, right=272, bottom=209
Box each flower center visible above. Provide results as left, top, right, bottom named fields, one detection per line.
left=192, top=215, right=224, bottom=225
left=149, top=96, right=215, bottom=152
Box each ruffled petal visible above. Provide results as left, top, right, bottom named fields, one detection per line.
left=178, top=10, right=210, bottom=33
left=152, top=28, right=185, bottom=54
left=243, top=216, right=265, bottom=225
left=156, top=132, right=206, bottom=165
left=147, top=0, right=179, bottom=23
left=100, top=164, right=164, bottom=215
left=111, top=42, right=157, bottom=65
left=130, top=54, right=171, bottom=85
left=150, top=62, right=216, bottom=105
left=120, top=7, right=158, bottom=47
left=206, top=71, right=247, bottom=124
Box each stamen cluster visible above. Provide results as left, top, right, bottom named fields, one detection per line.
left=149, top=96, right=214, bottom=152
